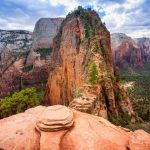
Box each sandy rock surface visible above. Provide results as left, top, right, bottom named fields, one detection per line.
left=0, top=105, right=150, bottom=150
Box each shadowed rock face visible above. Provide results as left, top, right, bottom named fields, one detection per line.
left=0, top=105, right=149, bottom=150
left=45, top=8, right=134, bottom=121
left=18, top=18, right=64, bottom=93
left=0, top=63, right=21, bottom=98
left=0, top=18, right=63, bottom=98
left=0, top=18, right=63, bottom=99
left=135, top=37, right=150, bottom=62
left=111, top=33, right=145, bottom=68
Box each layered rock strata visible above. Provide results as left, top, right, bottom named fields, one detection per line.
left=0, top=105, right=149, bottom=150
left=111, top=33, right=144, bottom=68
left=26, top=18, right=64, bottom=66
left=35, top=105, right=74, bottom=132
left=135, top=37, right=150, bottom=62
left=0, top=59, right=23, bottom=98
left=0, top=18, right=63, bottom=98
left=0, top=30, right=32, bottom=75
left=32, top=18, right=64, bottom=50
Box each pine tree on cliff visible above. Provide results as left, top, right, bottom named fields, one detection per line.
left=88, top=61, right=99, bottom=86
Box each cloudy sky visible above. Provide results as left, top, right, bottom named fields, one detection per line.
left=0, top=0, right=150, bottom=38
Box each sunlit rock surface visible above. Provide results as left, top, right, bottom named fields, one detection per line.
left=0, top=105, right=149, bottom=150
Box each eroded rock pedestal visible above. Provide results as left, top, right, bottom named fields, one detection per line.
left=0, top=105, right=149, bottom=150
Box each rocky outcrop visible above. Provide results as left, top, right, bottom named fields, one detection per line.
left=0, top=30, right=32, bottom=75
left=26, top=18, right=63, bottom=66
left=17, top=18, right=64, bottom=94
left=21, top=66, right=49, bottom=89
left=0, top=30, right=32, bottom=53
left=135, top=37, right=150, bottom=62
left=0, top=30, right=33, bottom=98
left=32, top=18, right=64, bottom=50
left=111, top=33, right=144, bottom=68
left=45, top=8, right=134, bottom=122
left=35, top=105, right=74, bottom=132
left=0, top=105, right=149, bottom=150
left=0, top=59, right=24, bottom=99
left=0, top=18, right=62, bottom=98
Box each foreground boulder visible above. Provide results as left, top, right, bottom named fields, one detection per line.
left=0, top=105, right=149, bottom=150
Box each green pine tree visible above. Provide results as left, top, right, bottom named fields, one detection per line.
left=88, top=61, right=99, bottom=86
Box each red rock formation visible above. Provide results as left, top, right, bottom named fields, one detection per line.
left=0, top=57, right=49, bottom=98
left=111, top=33, right=144, bottom=68
left=135, top=37, right=150, bottom=62
left=0, top=62, right=21, bottom=98
left=21, top=66, right=49, bottom=89
left=45, top=8, right=134, bottom=122
left=16, top=18, right=64, bottom=94
left=0, top=105, right=149, bottom=150
left=0, top=18, right=62, bottom=98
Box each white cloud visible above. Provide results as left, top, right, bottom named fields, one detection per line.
left=1, top=0, right=150, bottom=38
left=100, top=0, right=149, bottom=38
left=124, top=0, right=144, bottom=9
left=0, top=18, right=33, bottom=31
left=127, top=29, right=150, bottom=38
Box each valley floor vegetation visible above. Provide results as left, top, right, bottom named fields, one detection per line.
left=121, top=62, right=150, bottom=133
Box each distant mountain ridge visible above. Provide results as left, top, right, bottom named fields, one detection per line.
left=111, top=33, right=150, bottom=68
left=0, top=18, right=63, bottom=98
left=26, top=18, right=64, bottom=66
left=134, top=37, right=150, bottom=62
left=0, top=29, right=32, bottom=75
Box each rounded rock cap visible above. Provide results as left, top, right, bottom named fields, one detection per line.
left=36, top=105, right=74, bottom=132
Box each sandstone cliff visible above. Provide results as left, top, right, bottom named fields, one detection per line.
left=0, top=18, right=63, bottom=98
left=20, top=18, right=64, bottom=93
left=0, top=105, right=149, bottom=150
left=26, top=18, right=63, bottom=66
left=135, top=37, right=150, bottom=62
left=45, top=7, right=135, bottom=124
left=32, top=18, right=64, bottom=49
left=111, top=33, right=144, bottom=68
left=0, top=62, right=21, bottom=98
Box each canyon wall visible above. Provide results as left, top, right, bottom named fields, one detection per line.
left=45, top=7, right=135, bottom=123
left=111, top=33, right=145, bottom=68
left=135, top=37, right=150, bottom=62
left=32, top=18, right=64, bottom=49
left=26, top=18, right=64, bottom=66
left=0, top=30, right=32, bottom=98
left=0, top=30, right=32, bottom=75
left=0, top=19, right=63, bottom=98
